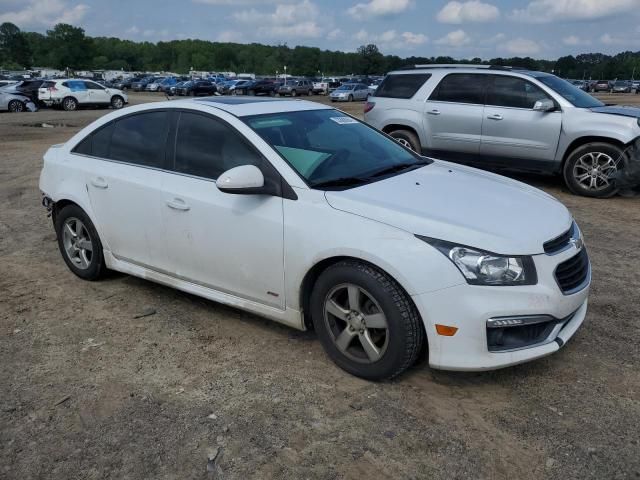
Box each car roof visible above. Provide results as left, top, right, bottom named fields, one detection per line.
left=388, top=66, right=544, bottom=78
left=178, top=97, right=331, bottom=117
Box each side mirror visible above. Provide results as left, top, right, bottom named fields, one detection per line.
left=533, top=99, right=555, bottom=112
left=216, top=165, right=265, bottom=195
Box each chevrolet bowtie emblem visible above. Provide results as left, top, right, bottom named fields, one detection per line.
left=570, top=237, right=584, bottom=251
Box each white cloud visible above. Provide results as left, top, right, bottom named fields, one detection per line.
left=435, top=29, right=471, bottom=47
left=401, top=31, right=428, bottom=45
left=194, top=0, right=279, bottom=3
left=327, top=28, right=343, bottom=40
left=436, top=1, right=500, bottom=24
left=511, top=0, right=637, bottom=23
left=348, top=0, right=412, bottom=19
left=352, top=28, right=427, bottom=50
left=0, top=0, right=89, bottom=29
left=599, top=33, right=625, bottom=45
left=217, top=30, right=244, bottom=42
left=126, top=26, right=140, bottom=35
left=562, top=35, right=591, bottom=46
left=502, top=38, right=541, bottom=55
left=232, top=1, right=324, bottom=39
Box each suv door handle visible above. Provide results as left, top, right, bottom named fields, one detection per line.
left=427, top=109, right=440, bottom=115
left=90, top=177, right=108, bottom=189
left=487, top=114, right=503, bottom=120
left=166, top=198, right=190, bottom=211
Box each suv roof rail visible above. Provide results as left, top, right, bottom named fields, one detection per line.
left=405, top=64, right=516, bottom=71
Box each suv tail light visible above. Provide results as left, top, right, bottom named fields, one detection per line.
left=48, top=86, right=58, bottom=92
left=364, top=101, right=375, bottom=114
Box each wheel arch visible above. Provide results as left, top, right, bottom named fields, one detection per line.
left=298, top=255, right=424, bottom=334
left=381, top=124, right=423, bottom=146
left=561, top=136, right=626, bottom=168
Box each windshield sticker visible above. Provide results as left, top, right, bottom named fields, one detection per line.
left=330, top=116, right=358, bottom=125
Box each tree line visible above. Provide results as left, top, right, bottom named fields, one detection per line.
left=1, top=22, right=640, bottom=79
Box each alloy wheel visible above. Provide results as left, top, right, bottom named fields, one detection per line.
left=62, top=217, right=93, bottom=270
left=573, top=151, right=619, bottom=192
left=323, top=283, right=389, bottom=364
left=8, top=100, right=24, bottom=112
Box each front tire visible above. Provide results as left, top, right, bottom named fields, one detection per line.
left=347, top=94, right=353, bottom=102
left=389, top=129, right=420, bottom=153
left=62, top=97, right=78, bottom=111
left=310, top=261, right=424, bottom=381
left=54, top=205, right=107, bottom=281
left=291, top=90, right=297, bottom=97
left=563, top=142, right=623, bottom=198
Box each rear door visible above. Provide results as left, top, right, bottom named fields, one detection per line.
left=82, top=110, right=170, bottom=269
left=480, top=75, right=561, bottom=165
left=64, top=80, right=90, bottom=104
left=424, top=73, right=488, bottom=156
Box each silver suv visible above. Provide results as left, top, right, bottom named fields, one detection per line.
left=365, top=65, right=640, bottom=198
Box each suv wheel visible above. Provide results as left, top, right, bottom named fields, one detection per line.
left=54, top=205, right=107, bottom=280
left=62, top=97, right=78, bottom=111
left=291, top=90, right=297, bottom=97
left=110, top=95, right=124, bottom=109
left=310, top=260, right=424, bottom=381
left=389, top=129, right=420, bottom=153
left=563, top=142, right=623, bottom=198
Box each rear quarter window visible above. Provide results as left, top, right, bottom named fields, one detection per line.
left=375, top=73, right=432, bottom=99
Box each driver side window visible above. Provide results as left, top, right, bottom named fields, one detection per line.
left=173, top=112, right=262, bottom=180
left=487, top=75, right=550, bottom=109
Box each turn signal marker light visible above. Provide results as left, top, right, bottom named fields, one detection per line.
left=435, top=324, right=458, bottom=336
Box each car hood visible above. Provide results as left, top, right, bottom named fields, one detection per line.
left=590, top=105, right=640, bottom=119
left=324, top=161, right=572, bottom=255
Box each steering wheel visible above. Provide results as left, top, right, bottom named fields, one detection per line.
left=308, top=149, right=350, bottom=183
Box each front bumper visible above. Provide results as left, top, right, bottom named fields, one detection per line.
left=412, top=245, right=590, bottom=371
left=330, top=95, right=347, bottom=101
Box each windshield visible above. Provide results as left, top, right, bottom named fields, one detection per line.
left=614, top=81, right=627, bottom=86
left=243, top=109, right=429, bottom=189
left=532, top=74, right=604, bottom=108
left=336, top=85, right=354, bottom=91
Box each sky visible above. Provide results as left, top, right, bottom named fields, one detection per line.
left=1, top=0, right=640, bottom=59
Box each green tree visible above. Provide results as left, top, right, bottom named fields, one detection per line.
left=0, top=22, right=32, bottom=67
left=357, top=44, right=384, bottom=75
left=46, top=23, right=93, bottom=69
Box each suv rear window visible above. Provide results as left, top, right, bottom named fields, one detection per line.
left=375, top=74, right=431, bottom=99
left=429, top=73, right=488, bottom=105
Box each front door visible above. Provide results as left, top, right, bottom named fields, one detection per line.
left=161, top=111, right=286, bottom=309
left=84, top=81, right=111, bottom=104
left=423, top=73, right=488, bottom=156
left=480, top=75, right=562, bottom=164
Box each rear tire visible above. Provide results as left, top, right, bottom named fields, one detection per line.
left=563, top=142, right=623, bottom=198
left=310, top=261, right=424, bottom=381
left=54, top=205, right=107, bottom=281
left=62, top=97, right=78, bottom=111
left=348, top=94, right=353, bottom=102
left=110, top=95, right=124, bottom=109
left=389, top=129, right=420, bottom=153
left=8, top=100, right=24, bottom=112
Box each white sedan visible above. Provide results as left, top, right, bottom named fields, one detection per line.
left=39, top=97, right=590, bottom=380
left=38, top=79, right=128, bottom=111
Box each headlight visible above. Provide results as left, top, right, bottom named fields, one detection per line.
left=416, top=236, right=537, bottom=286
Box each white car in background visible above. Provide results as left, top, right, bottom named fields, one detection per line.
left=38, top=79, right=128, bottom=111
left=0, top=91, right=37, bottom=112
left=39, top=97, right=590, bottom=380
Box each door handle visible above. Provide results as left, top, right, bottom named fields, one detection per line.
left=166, top=198, right=190, bottom=211
left=427, top=109, right=440, bottom=115
left=90, top=177, right=108, bottom=189
left=487, top=114, right=503, bottom=120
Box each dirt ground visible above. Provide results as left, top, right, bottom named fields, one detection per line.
left=1, top=91, right=639, bottom=480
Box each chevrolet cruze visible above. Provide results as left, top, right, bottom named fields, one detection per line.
left=39, top=97, right=591, bottom=380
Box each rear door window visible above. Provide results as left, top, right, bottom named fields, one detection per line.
left=429, top=73, right=488, bottom=105
left=109, top=111, right=169, bottom=168
left=375, top=73, right=431, bottom=99
left=487, top=75, right=550, bottom=109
